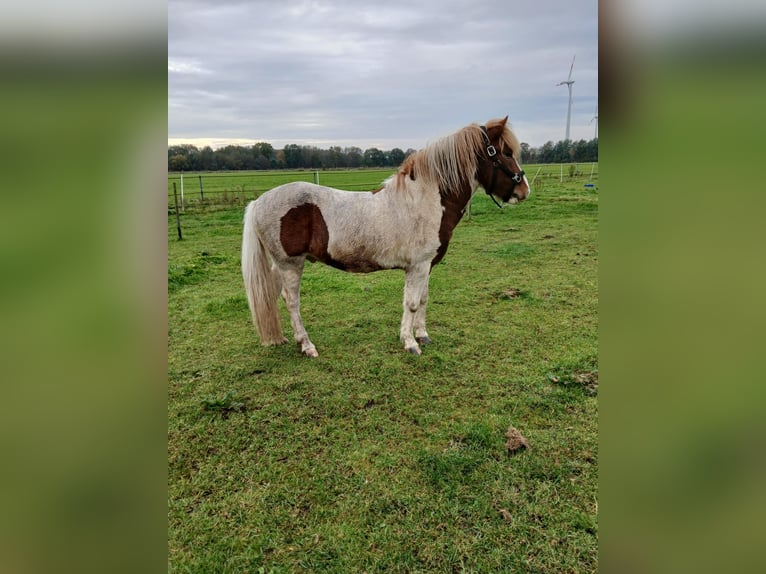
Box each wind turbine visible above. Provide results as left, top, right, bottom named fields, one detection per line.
left=557, top=55, right=575, bottom=141
left=590, top=109, right=598, bottom=139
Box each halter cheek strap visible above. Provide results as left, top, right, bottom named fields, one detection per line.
left=480, top=126, right=526, bottom=208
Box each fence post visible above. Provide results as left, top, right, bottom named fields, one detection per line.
left=313, top=170, right=319, bottom=185
left=198, top=175, right=204, bottom=201
left=589, top=162, right=596, bottom=179
left=530, top=166, right=542, bottom=187
left=172, top=182, right=183, bottom=240
left=560, top=163, right=563, bottom=183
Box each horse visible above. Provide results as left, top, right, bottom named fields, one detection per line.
left=242, top=116, right=530, bottom=357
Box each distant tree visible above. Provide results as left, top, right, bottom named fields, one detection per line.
left=520, top=142, right=531, bottom=162
left=253, top=142, right=274, bottom=159
left=168, top=134, right=597, bottom=172
left=199, top=146, right=216, bottom=170
left=275, top=149, right=286, bottom=169
left=254, top=155, right=270, bottom=170
left=327, top=146, right=345, bottom=168
left=363, top=147, right=385, bottom=167
left=283, top=144, right=302, bottom=169
left=308, top=147, right=323, bottom=169
left=168, top=144, right=200, bottom=170
left=587, top=138, right=598, bottom=162
left=552, top=140, right=572, bottom=163
left=538, top=141, right=555, bottom=164
left=572, top=139, right=589, bottom=162
left=389, top=147, right=405, bottom=166
left=168, top=154, right=188, bottom=172
left=216, top=145, right=252, bottom=170
left=345, top=147, right=363, bottom=168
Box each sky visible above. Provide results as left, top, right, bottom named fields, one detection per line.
left=168, top=0, right=599, bottom=150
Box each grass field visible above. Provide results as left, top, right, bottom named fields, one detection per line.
left=168, top=170, right=598, bottom=572
left=167, top=164, right=598, bottom=209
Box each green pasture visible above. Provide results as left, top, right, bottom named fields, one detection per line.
left=167, top=164, right=598, bottom=208
left=168, top=172, right=598, bottom=572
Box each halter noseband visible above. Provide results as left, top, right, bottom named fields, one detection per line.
left=480, top=126, right=526, bottom=208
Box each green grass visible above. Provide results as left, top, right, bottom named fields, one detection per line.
left=167, top=169, right=397, bottom=208
left=167, top=164, right=598, bottom=209
left=168, top=174, right=598, bottom=572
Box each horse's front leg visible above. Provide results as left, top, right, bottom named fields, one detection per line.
left=414, top=279, right=431, bottom=346
left=400, top=262, right=430, bottom=355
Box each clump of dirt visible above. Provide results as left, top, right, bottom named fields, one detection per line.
left=496, top=288, right=526, bottom=300
left=505, top=425, right=530, bottom=454
left=548, top=370, right=599, bottom=396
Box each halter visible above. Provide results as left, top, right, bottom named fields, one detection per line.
left=480, top=126, right=526, bottom=208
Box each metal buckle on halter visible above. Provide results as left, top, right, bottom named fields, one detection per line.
left=486, top=145, right=497, bottom=157
left=512, top=173, right=523, bottom=183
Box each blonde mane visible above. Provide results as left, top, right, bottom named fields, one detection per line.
left=391, top=118, right=521, bottom=194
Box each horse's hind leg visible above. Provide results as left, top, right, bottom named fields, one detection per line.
left=277, top=258, right=318, bottom=358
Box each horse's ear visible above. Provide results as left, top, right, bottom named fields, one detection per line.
left=486, top=116, right=509, bottom=140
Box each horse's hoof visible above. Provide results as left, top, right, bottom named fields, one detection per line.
left=303, top=347, right=319, bottom=358
left=406, top=345, right=422, bottom=356
left=416, top=336, right=432, bottom=346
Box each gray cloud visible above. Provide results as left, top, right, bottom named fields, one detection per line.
left=169, top=0, right=598, bottom=149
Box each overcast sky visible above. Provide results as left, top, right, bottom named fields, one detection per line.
left=168, top=0, right=598, bottom=150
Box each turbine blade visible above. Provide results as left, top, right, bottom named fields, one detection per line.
left=568, top=55, right=575, bottom=81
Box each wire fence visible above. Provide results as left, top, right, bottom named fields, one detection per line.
left=166, top=169, right=390, bottom=217
left=168, top=164, right=597, bottom=208
left=168, top=163, right=598, bottom=239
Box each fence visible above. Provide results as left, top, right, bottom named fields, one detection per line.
left=167, top=169, right=392, bottom=211
left=168, top=164, right=598, bottom=238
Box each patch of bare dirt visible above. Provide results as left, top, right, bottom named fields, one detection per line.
left=548, top=370, right=598, bottom=396
left=505, top=425, right=530, bottom=454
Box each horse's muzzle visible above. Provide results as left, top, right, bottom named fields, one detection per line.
left=508, top=178, right=531, bottom=203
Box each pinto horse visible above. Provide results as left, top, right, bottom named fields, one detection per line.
left=242, top=116, right=530, bottom=357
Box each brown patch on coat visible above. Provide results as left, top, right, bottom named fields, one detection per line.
left=280, top=203, right=384, bottom=273
left=431, top=177, right=473, bottom=267
left=280, top=203, right=330, bottom=258
left=430, top=118, right=527, bottom=267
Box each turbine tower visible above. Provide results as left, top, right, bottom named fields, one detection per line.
left=590, top=109, right=598, bottom=139
left=557, top=55, right=575, bottom=141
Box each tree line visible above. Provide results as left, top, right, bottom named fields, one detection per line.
left=168, top=137, right=597, bottom=172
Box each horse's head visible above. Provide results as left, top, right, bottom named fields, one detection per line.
left=476, top=116, right=530, bottom=207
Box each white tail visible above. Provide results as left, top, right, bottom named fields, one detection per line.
left=242, top=202, right=286, bottom=345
